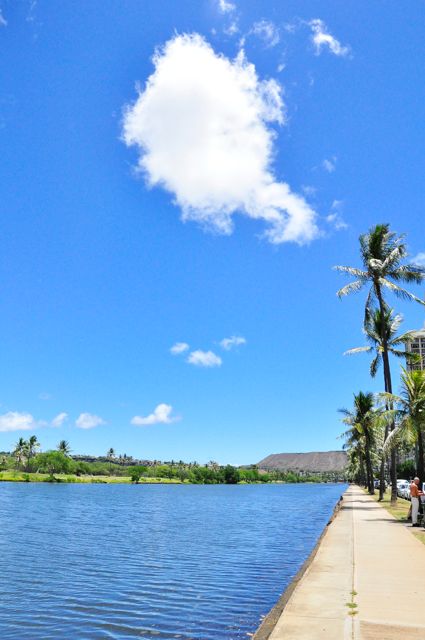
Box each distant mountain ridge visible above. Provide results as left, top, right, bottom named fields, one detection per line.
left=257, top=451, right=348, bottom=473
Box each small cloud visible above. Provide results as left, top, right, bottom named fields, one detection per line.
left=51, top=412, right=68, bottom=428
left=170, top=342, right=190, bottom=355
left=412, top=252, right=425, bottom=267
left=277, top=62, right=286, bottom=73
left=217, top=0, right=236, bottom=14
left=310, top=19, right=350, bottom=57
left=220, top=335, right=246, bottom=350
left=0, top=10, right=7, bottom=27
left=302, top=185, right=317, bottom=197
left=251, top=20, right=280, bottom=48
left=326, top=200, right=348, bottom=231
left=75, top=413, right=105, bottom=430
left=187, top=350, right=222, bottom=367
left=283, top=22, right=297, bottom=34
left=322, top=156, right=337, bottom=173
left=223, top=20, right=239, bottom=36
left=39, top=392, right=52, bottom=401
left=131, top=403, right=179, bottom=426
left=0, top=411, right=36, bottom=433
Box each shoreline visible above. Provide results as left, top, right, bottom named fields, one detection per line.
left=0, top=471, right=347, bottom=485
left=252, top=491, right=345, bottom=640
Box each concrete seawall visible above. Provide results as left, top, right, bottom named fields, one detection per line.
left=253, top=485, right=425, bottom=640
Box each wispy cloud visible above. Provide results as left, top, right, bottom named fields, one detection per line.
left=0, top=10, right=7, bottom=27
left=0, top=411, right=36, bottom=432
left=217, top=0, right=236, bottom=14
left=170, top=342, right=190, bottom=355
left=250, top=20, right=280, bottom=48
left=322, top=156, right=337, bottom=173
left=412, top=252, right=425, bottom=267
left=122, top=34, right=318, bottom=245
left=75, top=413, right=105, bottom=430
left=220, top=335, right=246, bottom=350
left=39, top=392, right=52, bottom=401
left=51, top=412, right=68, bottom=428
left=310, top=19, right=349, bottom=57
left=131, top=403, right=179, bottom=426
left=326, top=200, right=348, bottom=231
left=187, top=350, right=222, bottom=367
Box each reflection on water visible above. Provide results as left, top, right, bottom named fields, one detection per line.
left=0, top=482, right=345, bottom=639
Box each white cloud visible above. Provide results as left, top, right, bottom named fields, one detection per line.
left=131, top=403, right=179, bottom=426
left=412, top=253, right=425, bottom=267
left=187, top=349, right=222, bottom=367
left=326, top=200, right=348, bottom=231
left=220, top=335, right=246, bottom=350
left=122, top=34, right=318, bottom=245
left=0, top=411, right=36, bottom=432
left=218, top=0, right=236, bottom=14
left=223, top=20, right=239, bottom=36
left=75, top=413, right=105, bottom=429
left=322, top=156, right=337, bottom=173
left=0, top=10, right=7, bottom=27
left=170, top=342, right=190, bottom=355
left=51, top=412, right=68, bottom=428
left=310, top=19, right=349, bottom=57
left=251, top=20, right=280, bottom=47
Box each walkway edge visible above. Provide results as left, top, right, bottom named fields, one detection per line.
left=252, top=492, right=345, bottom=640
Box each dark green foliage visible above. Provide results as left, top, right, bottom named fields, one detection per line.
left=397, top=460, right=416, bottom=478
left=223, top=465, right=240, bottom=484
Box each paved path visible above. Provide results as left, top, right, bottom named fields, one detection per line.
left=267, top=485, right=425, bottom=640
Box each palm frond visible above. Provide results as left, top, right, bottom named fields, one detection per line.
left=336, top=280, right=366, bottom=298
left=390, top=264, right=425, bottom=284
left=333, top=265, right=368, bottom=278
left=379, top=278, right=425, bottom=305
left=344, top=346, right=372, bottom=356
left=370, top=355, right=380, bottom=377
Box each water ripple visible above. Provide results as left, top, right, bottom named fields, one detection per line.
left=0, top=483, right=345, bottom=639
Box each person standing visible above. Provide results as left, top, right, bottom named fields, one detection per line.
left=410, top=477, right=424, bottom=527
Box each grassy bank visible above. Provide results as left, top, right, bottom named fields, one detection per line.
left=369, top=488, right=425, bottom=546
left=0, top=471, right=183, bottom=484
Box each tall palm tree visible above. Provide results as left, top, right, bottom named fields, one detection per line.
left=344, top=306, right=418, bottom=499
left=334, top=223, right=425, bottom=502
left=382, top=368, right=425, bottom=487
left=57, top=440, right=71, bottom=456
left=13, top=437, right=28, bottom=469
left=107, top=447, right=115, bottom=460
left=25, top=435, right=40, bottom=471
left=340, top=392, right=377, bottom=494
left=27, top=435, right=40, bottom=457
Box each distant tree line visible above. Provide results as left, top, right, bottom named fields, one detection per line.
left=0, top=439, right=346, bottom=484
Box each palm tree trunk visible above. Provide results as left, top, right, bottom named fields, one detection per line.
left=364, top=432, right=375, bottom=495
left=375, top=284, right=397, bottom=504
left=417, top=425, right=425, bottom=489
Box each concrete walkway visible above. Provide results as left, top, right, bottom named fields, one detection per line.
left=266, top=485, right=425, bottom=640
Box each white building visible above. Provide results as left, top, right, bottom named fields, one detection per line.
left=405, top=323, right=425, bottom=371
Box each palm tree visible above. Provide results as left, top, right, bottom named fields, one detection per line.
left=107, top=447, right=115, bottom=460
left=335, top=223, right=425, bottom=502
left=382, top=368, right=425, bottom=487
left=340, top=392, right=378, bottom=494
left=344, top=307, right=417, bottom=377
left=57, top=440, right=71, bottom=456
left=27, top=435, right=40, bottom=458
left=344, top=306, right=418, bottom=499
left=13, top=437, right=28, bottom=469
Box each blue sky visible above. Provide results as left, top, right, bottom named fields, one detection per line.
left=0, top=0, right=424, bottom=464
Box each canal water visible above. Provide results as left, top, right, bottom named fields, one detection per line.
left=0, top=482, right=345, bottom=639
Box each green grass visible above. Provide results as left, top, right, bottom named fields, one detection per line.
left=368, top=488, right=425, bottom=546
left=0, top=471, right=183, bottom=484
